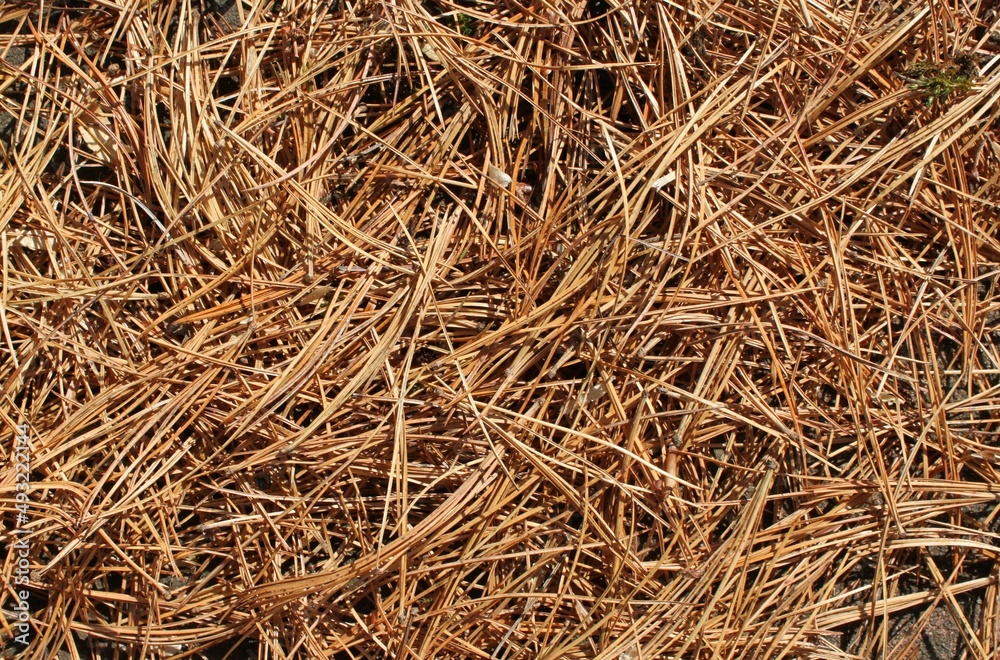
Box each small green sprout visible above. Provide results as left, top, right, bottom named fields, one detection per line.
left=901, top=57, right=976, bottom=107
left=454, top=13, right=477, bottom=37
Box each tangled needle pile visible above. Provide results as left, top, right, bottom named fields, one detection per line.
left=2, top=0, right=1000, bottom=657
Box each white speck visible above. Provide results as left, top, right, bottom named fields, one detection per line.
left=650, top=171, right=676, bottom=190
left=488, top=164, right=512, bottom=189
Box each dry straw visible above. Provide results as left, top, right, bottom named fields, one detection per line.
left=2, top=0, right=1000, bottom=657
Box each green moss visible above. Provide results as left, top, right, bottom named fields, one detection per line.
left=903, top=58, right=975, bottom=107
left=454, top=13, right=477, bottom=37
